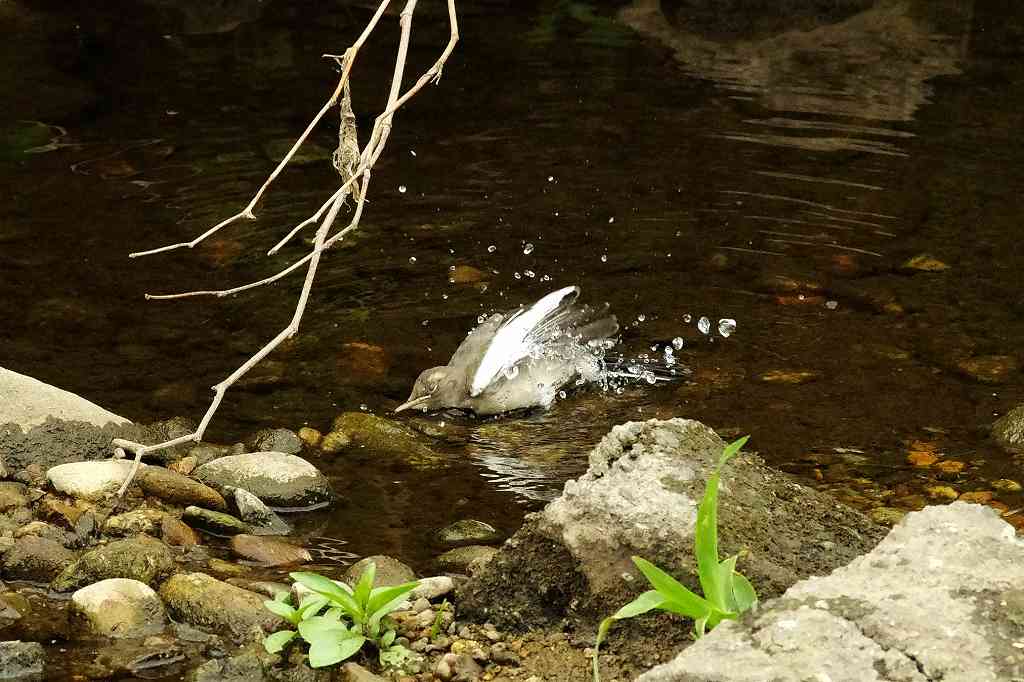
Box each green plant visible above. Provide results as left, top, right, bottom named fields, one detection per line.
left=429, top=599, right=450, bottom=640
left=592, top=436, right=758, bottom=682
left=262, top=562, right=419, bottom=669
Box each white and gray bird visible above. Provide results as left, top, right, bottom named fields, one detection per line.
left=395, top=286, right=620, bottom=415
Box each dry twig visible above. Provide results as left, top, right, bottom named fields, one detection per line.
left=112, top=0, right=459, bottom=496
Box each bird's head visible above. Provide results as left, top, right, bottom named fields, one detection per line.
left=394, top=366, right=459, bottom=413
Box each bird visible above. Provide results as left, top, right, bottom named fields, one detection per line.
left=395, top=286, right=620, bottom=416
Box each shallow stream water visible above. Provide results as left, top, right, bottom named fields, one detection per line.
left=3, top=0, right=1023, bottom=593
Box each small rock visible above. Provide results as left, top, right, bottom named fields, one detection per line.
left=161, top=516, right=200, bottom=547
left=245, top=428, right=302, bottom=455
left=925, top=485, right=959, bottom=502
left=337, top=342, right=391, bottom=381
left=183, top=507, right=251, bottom=537
left=412, top=597, right=432, bottom=613
left=436, top=546, right=498, bottom=574
left=958, top=491, right=994, bottom=504
left=232, top=488, right=290, bottom=535
left=435, top=520, right=502, bottom=548
left=957, top=355, right=1018, bottom=384
left=490, top=642, right=520, bottom=666
left=319, top=430, right=352, bottom=454
left=103, top=509, right=166, bottom=537
left=339, top=662, right=388, bottom=681
left=757, top=370, right=820, bottom=385
left=70, top=578, right=167, bottom=638
left=137, top=466, right=227, bottom=510
left=168, top=456, right=198, bottom=476
left=229, top=535, right=311, bottom=566
left=869, top=507, right=907, bottom=526
left=11, top=465, right=44, bottom=488
left=993, top=479, right=1023, bottom=493
left=902, top=254, right=950, bottom=272
left=934, top=460, right=965, bottom=476
left=13, top=522, right=70, bottom=546
left=330, top=413, right=441, bottom=464
left=36, top=497, right=82, bottom=530
left=159, top=572, right=283, bottom=641
left=51, top=535, right=175, bottom=592
left=0, top=641, right=44, bottom=680
left=906, top=451, right=938, bottom=467
left=46, top=460, right=137, bottom=501
left=193, top=452, right=333, bottom=509
left=344, top=555, right=416, bottom=588
left=410, top=576, right=455, bottom=601
left=993, top=405, right=1024, bottom=453
left=2, top=536, right=75, bottom=581
left=187, top=444, right=231, bottom=467
left=435, top=652, right=482, bottom=681
left=0, top=484, right=28, bottom=512
left=207, top=558, right=250, bottom=577
left=297, top=428, right=322, bottom=449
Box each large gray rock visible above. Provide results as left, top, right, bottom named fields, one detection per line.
left=159, top=572, right=283, bottom=642
left=992, top=404, right=1024, bottom=454
left=0, top=367, right=128, bottom=430
left=458, top=419, right=884, bottom=630
left=193, top=452, right=333, bottom=509
left=0, top=640, right=44, bottom=680
left=638, top=503, right=1024, bottom=682
left=70, top=578, right=167, bottom=638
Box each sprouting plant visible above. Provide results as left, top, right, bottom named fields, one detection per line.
left=262, top=562, right=419, bottom=669
left=592, top=436, right=757, bottom=682
left=429, top=598, right=450, bottom=640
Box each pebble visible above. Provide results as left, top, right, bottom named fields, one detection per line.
left=320, top=430, right=352, bottom=454
left=449, top=265, right=486, bottom=284
left=245, top=428, right=303, bottom=455
left=193, top=452, right=333, bottom=509
left=231, top=488, right=290, bottom=535
left=297, top=427, right=323, bottom=448
left=907, top=451, right=938, bottom=467
left=957, top=355, right=1019, bottom=384
left=161, top=516, right=200, bottom=547
left=183, top=506, right=252, bottom=537
left=137, top=466, right=227, bottom=510
left=958, top=491, right=995, bottom=504
left=757, top=370, right=820, bottom=385
left=993, top=479, right=1023, bottom=493
left=925, top=485, right=959, bottom=502
left=410, top=575, right=455, bottom=601
left=51, top=534, right=176, bottom=592
left=70, top=578, right=167, bottom=638
left=159, top=572, right=283, bottom=640
left=0, top=483, right=28, bottom=511
left=168, top=456, right=198, bottom=475
left=2, top=535, right=75, bottom=580
left=436, top=545, right=498, bottom=573
left=902, top=254, right=950, bottom=272
left=869, top=507, right=907, bottom=526
left=435, top=519, right=502, bottom=548
left=229, top=535, right=311, bottom=566
left=343, top=555, right=416, bottom=588
left=935, top=460, right=965, bottom=476
left=104, top=509, right=166, bottom=537
left=992, top=405, right=1024, bottom=454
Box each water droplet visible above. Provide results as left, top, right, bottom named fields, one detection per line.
left=558, top=390, right=567, bottom=399
left=359, top=403, right=368, bottom=411
left=421, top=320, right=429, bottom=326
left=487, top=245, right=497, bottom=253
left=540, top=274, right=552, bottom=282
left=683, top=313, right=692, bottom=323
left=408, top=256, right=417, bottom=264
left=698, top=317, right=711, bottom=334
left=523, top=243, right=535, bottom=255
left=410, top=150, right=417, bottom=156
left=642, top=371, right=657, bottom=385
left=477, top=314, right=487, bottom=324
left=600, top=254, right=608, bottom=263
left=672, top=337, right=685, bottom=350
left=448, top=265, right=456, bottom=271
left=615, top=386, right=625, bottom=395
left=514, top=272, right=522, bottom=280
left=547, top=176, right=554, bottom=182
left=717, top=318, right=736, bottom=338
left=650, top=344, right=659, bottom=352
left=524, top=270, right=535, bottom=278
left=504, top=365, right=520, bottom=379
left=825, top=300, right=839, bottom=310
left=608, top=217, right=615, bottom=223
left=637, top=314, right=646, bottom=323
left=398, top=185, right=407, bottom=193
left=627, top=365, right=641, bottom=375
left=442, top=293, right=449, bottom=300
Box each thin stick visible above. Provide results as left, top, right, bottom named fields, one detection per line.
left=128, top=0, right=395, bottom=259
left=113, top=0, right=459, bottom=495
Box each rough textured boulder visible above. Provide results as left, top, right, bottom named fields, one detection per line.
left=51, top=535, right=175, bottom=592
left=638, top=503, right=1024, bottom=682
left=159, top=572, right=283, bottom=641
left=0, top=367, right=129, bottom=430
left=458, top=419, right=884, bottom=629
left=992, top=404, right=1024, bottom=453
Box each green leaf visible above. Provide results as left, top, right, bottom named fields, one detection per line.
left=263, top=630, right=296, bottom=654
left=715, top=555, right=740, bottom=613
left=263, top=599, right=298, bottom=623
left=273, top=590, right=292, bottom=603
left=353, top=562, right=376, bottom=609
left=307, top=633, right=365, bottom=668
left=297, top=595, right=328, bottom=620
left=694, top=436, right=748, bottom=610
left=731, top=571, right=758, bottom=613
left=720, top=436, right=749, bottom=466
left=632, top=557, right=712, bottom=618
left=693, top=616, right=708, bottom=639
left=366, top=581, right=419, bottom=630
left=298, top=615, right=350, bottom=642
left=610, top=590, right=666, bottom=621
left=381, top=629, right=396, bottom=649
left=291, top=572, right=362, bottom=620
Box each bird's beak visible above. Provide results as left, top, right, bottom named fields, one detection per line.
left=394, top=395, right=431, bottom=413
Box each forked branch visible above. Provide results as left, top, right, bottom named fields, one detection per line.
left=113, top=0, right=458, bottom=495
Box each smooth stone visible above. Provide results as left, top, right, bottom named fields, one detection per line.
left=193, top=452, right=333, bottom=509
left=343, top=555, right=416, bottom=588
left=902, top=254, right=950, bottom=272
left=182, top=506, right=251, bottom=537
left=869, top=507, right=907, bottom=526
left=70, top=578, right=167, bottom=638
left=228, top=535, right=311, bottom=566
left=224, top=579, right=292, bottom=599
left=207, top=558, right=250, bottom=578
left=436, top=546, right=497, bottom=574
left=329, top=413, right=440, bottom=463
left=435, top=520, right=502, bottom=548
left=0, top=484, right=28, bottom=512
left=992, top=405, right=1024, bottom=454
left=46, top=460, right=138, bottom=501
left=993, top=479, right=1022, bottom=493
left=319, top=429, right=352, bottom=454
left=232, top=488, right=290, bottom=536
left=13, top=522, right=70, bottom=547
left=409, top=576, right=455, bottom=601
left=0, top=366, right=129, bottom=430
left=187, top=444, right=231, bottom=467
left=245, top=428, right=302, bottom=455
left=137, top=466, right=226, bottom=510
left=161, top=516, right=200, bottom=547
left=957, top=355, right=1019, bottom=384
left=51, top=535, right=175, bottom=592
left=0, top=641, right=44, bottom=680
left=2, top=536, right=75, bottom=581
left=159, top=572, right=283, bottom=641
left=35, top=497, right=81, bottom=530
left=339, top=662, right=388, bottom=682
left=448, top=265, right=485, bottom=284
left=926, top=485, right=959, bottom=501
left=297, top=428, right=322, bottom=449
left=103, top=509, right=167, bottom=537
left=435, top=652, right=482, bottom=681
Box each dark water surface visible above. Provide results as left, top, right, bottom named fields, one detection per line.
left=3, top=0, right=1024, bottom=594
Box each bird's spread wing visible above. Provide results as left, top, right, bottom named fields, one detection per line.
left=470, top=286, right=580, bottom=397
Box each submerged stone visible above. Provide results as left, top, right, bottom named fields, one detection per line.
left=229, top=535, right=311, bottom=566
left=343, top=555, right=416, bottom=588
left=182, top=506, right=251, bottom=537
left=231, top=488, right=290, bottom=536
left=992, top=405, right=1024, bottom=454
left=957, top=355, right=1019, bottom=384
left=436, top=545, right=498, bottom=574
left=435, top=520, right=502, bottom=548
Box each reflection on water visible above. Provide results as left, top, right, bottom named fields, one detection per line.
left=2, top=0, right=1024, bottom=576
